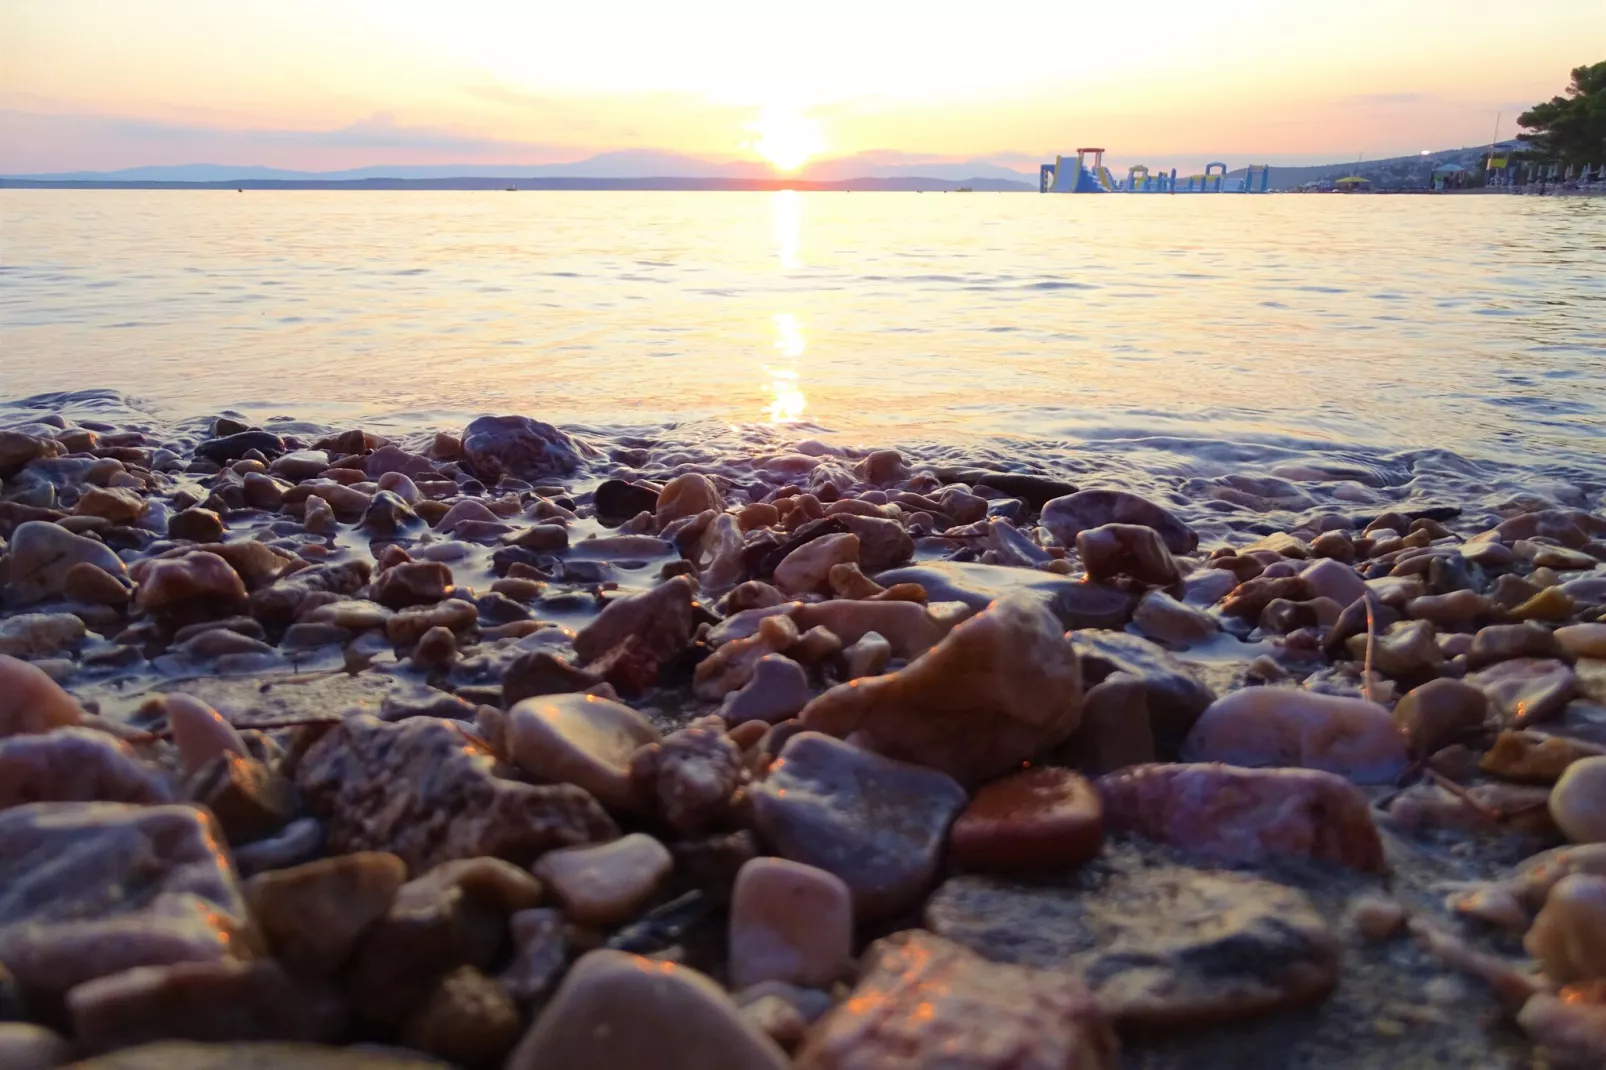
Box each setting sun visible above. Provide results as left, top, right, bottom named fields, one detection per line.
left=751, top=108, right=825, bottom=172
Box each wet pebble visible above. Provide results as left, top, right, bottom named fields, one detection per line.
left=728, top=857, right=852, bottom=989
left=949, top=766, right=1103, bottom=874
left=1182, top=686, right=1407, bottom=783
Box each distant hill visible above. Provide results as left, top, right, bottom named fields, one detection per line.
left=0, top=175, right=1032, bottom=192
left=1228, top=141, right=1523, bottom=191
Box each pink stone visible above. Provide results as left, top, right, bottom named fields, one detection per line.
left=729, top=858, right=853, bottom=989
left=533, top=833, right=673, bottom=927
left=1181, top=686, right=1407, bottom=784
left=507, top=693, right=661, bottom=811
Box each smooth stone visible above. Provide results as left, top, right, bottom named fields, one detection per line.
left=572, top=575, right=695, bottom=665
left=162, top=693, right=249, bottom=777
left=1346, top=619, right=1444, bottom=678
left=1511, top=586, right=1576, bottom=622
left=370, top=560, right=452, bottom=609
left=629, top=716, right=745, bottom=833
left=1392, top=678, right=1490, bottom=757
left=1406, top=589, right=1499, bottom=630
left=1552, top=756, right=1606, bottom=843
left=0, top=659, right=90, bottom=741
left=1182, top=686, right=1408, bottom=784
left=1581, top=659, right=1606, bottom=704
left=842, top=630, right=891, bottom=679
left=244, top=853, right=407, bottom=976
left=774, top=533, right=860, bottom=595
left=508, top=693, right=661, bottom=811
left=799, top=593, right=1082, bottom=786
left=62, top=1042, right=455, bottom=1069
left=1517, top=994, right=1606, bottom=1067
left=793, top=929, right=1115, bottom=1070
left=1071, top=631, right=1216, bottom=752
left=131, top=551, right=247, bottom=611
left=1468, top=622, right=1565, bottom=668
left=719, top=654, right=813, bottom=725
left=0, top=1023, right=71, bottom=1070
left=791, top=599, right=962, bottom=659
left=1524, top=873, right=1606, bottom=983
left=5, top=520, right=128, bottom=603
left=924, top=868, right=1337, bottom=1028
left=1040, top=489, right=1198, bottom=554
left=750, top=731, right=967, bottom=919
left=728, top=858, right=852, bottom=989
left=501, top=650, right=601, bottom=706
left=167, top=507, right=225, bottom=543
left=655, top=473, right=722, bottom=528
left=1480, top=730, right=1606, bottom=783
left=196, top=430, right=285, bottom=464
left=1132, top=589, right=1217, bottom=646
left=294, top=714, right=617, bottom=874
left=505, top=949, right=787, bottom=1070
left=949, top=766, right=1103, bottom=874
left=73, top=486, right=147, bottom=524
left=594, top=478, right=661, bottom=522
left=1466, top=658, right=1577, bottom=727
left=534, top=833, right=673, bottom=927
left=1077, top=522, right=1181, bottom=587
left=0, top=612, right=86, bottom=659
left=0, top=729, right=175, bottom=809
left=0, top=803, right=250, bottom=999
left=695, top=614, right=801, bottom=699
left=64, top=560, right=133, bottom=604
left=876, top=560, right=1137, bottom=631
left=832, top=514, right=913, bottom=572
left=384, top=599, right=476, bottom=646
left=0, top=430, right=65, bottom=478
left=1097, top=762, right=1387, bottom=872
left=1300, top=557, right=1367, bottom=606
left=232, top=817, right=325, bottom=876
left=460, top=415, right=582, bottom=481
left=67, top=959, right=347, bottom=1052
left=1558, top=623, right=1606, bottom=660
left=1058, top=672, right=1155, bottom=774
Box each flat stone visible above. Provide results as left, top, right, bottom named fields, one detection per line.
left=1468, top=622, right=1565, bottom=668
left=1466, top=658, right=1576, bottom=727
left=196, top=430, right=285, bottom=464
left=1524, top=873, right=1606, bottom=983
left=0, top=803, right=249, bottom=1000
left=1132, top=589, right=1217, bottom=647
left=1553, top=756, right=1606, bottom=843
left=950, top=766, right=1103, bottom=874
left=1392, top=677, right=1489, bottom=757
left=1480, top=730, right=1606, bottom=784
left=370, top=561, right=452, bottom=609
left=1182, top=686, right=1408, bottom=783
left=508, top=693, right=660, bottom=812
left=460, top=415, right=582, bottom=481
left=729, top=858, right=852, bottom=989
left=750, top=731, right=967, bottom=919
left=629, top=716, right=745, bottom=833
left=799, top=593, right=1083, bottom=786
left=794, top=929, right=1116, bottom=1070
left=925, top=867, right=1339, bottom=1028
left=1299, top=557, right=1367, bottom=606
left=505, top=949, right=787, bottom=1070
left=294, top=714, right=617, bottom=874
left=719, top=654, right=813, bottom=725
left=1097, top=762, right=1387, bottom=872
left=244, top=852, right=407, bottom=976
left=1558, top=623, right=1606, bottom=660
left=1042, top=489, right=1196, bottom=555
left=67, top=959, right=348, bottom=1053
left=0, top=728, right=175, bottom=809
left=5, top=520, right=128, bottom=603
left=533, top=833, right=674, bottom=927
left=876, top=561, right=1137, bottom=631
left=1070, top=631, right=1215, bottom=753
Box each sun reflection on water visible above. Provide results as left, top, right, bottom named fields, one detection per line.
left=764, top=311, right=808, bottom=423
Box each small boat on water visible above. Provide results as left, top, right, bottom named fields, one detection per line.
left=955, top=186, right=974, bottom=193
left=505, top=186, right=518, bottom=192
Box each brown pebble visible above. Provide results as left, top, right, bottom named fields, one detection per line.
left=950, top=766, right=1104, bottom=874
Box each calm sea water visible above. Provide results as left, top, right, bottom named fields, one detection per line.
left=3, top=190, right=1604, bottom=523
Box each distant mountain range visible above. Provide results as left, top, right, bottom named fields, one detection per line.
left=1, top=150, right=1038, bottom=189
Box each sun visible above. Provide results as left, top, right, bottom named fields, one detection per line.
left=752, top=107, right=825, bottom=172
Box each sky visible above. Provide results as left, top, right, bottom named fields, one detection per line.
left=2, top=0, right=1600, bottom=176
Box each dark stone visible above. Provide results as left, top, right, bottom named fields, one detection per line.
left=1041, top=489, right=1198, bottom=554
left=934, top=468, right=1079, bottom=509
left=195, top=431, right=286, bottom=464
left=594, top=479, right=661, bottom=522
left=460, top=416, right=583, bottom=482
left=502, top=651, right=601, bottom=707
left=167, top=507, right=225, bottom=543
left=64, top=1042, right=452, bottom=1070
left=359, top=491, right=421, bottom=537
left=1071, top=630, right=1215, bottom=753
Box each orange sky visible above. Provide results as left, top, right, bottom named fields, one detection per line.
left=2, top=0, right=1598, bottom=174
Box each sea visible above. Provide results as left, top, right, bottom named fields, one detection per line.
left=3, top=189, right=1604, bottom=533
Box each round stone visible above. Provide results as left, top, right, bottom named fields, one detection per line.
left=1553, top=756, right=1606, bottom=844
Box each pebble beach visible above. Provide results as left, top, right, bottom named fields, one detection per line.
left=2, top=398, right=1606, bottom=1070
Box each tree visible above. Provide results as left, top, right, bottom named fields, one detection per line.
left=1518, top=61, right=1606, bottom=166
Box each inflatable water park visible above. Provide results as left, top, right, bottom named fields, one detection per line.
left=1039, top=147, right=1271, bottom=193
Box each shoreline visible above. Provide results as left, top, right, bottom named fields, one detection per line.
left=3, top=407, right=1606, bottom=1067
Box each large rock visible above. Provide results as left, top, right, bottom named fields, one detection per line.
left=243, top=853, right=407, bottom=976
left=794, top=929, right=1117, bottom=1070
left=294, top=714, right=617, bottom=874
left=876, top=561, right=1137, bottom=631
left=1096, top=763, right=1387, bottom=872
left=950, top=766, right=1104, bottom=874
left=750, top=732, right=967, bottom=918
left=0, top=803, right=250, bottom=1000
left=1181, top=687, right=1408, bottom=783
left=61, top=1041, right=454, bottom=1069
left=0, top=729, right=175, bottom=810
left=1392, top=678, right=1489, bottom=758
left=5, top=520, right=127, bottom=603
left=460, top=415, right=582, bottom=482
left=507, top=693, right=661, bottom=812
left=131, top=551, right=248, bottom=613
left=505, top=949, right=788, bottom=1070
left=1041, top=489, right=1197, bottom=554
left=925, top=868, right=1338, bottom=1028
left=67, top=959, right=348, bottom=1053
left=0, top=655, right=86, bottom=738
left=799, top=594, right=1083, bottom=786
